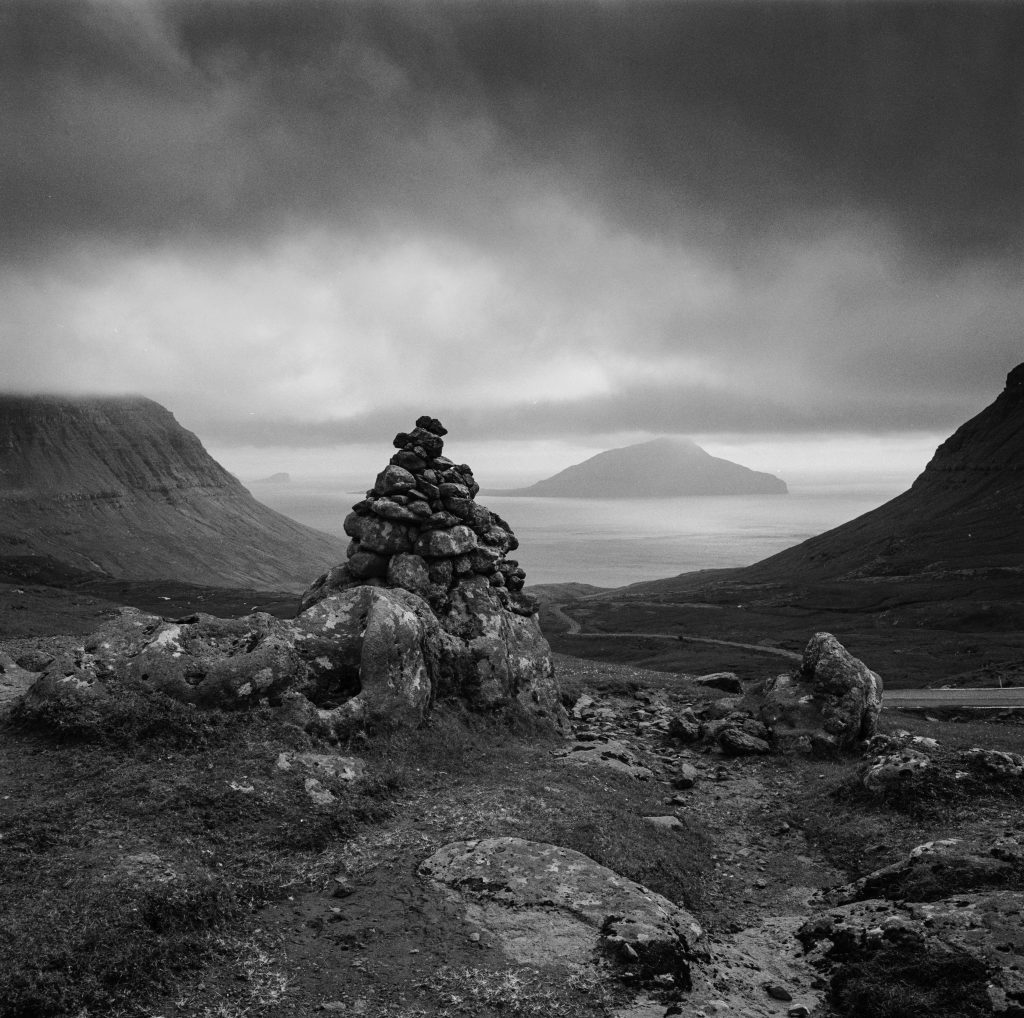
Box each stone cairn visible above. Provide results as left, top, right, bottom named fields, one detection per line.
left=301, top=416, right=535, bottom=616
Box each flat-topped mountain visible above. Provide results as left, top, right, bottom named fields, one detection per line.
left=0, top=395, right=344, bottom=591
left=490, top=438, right=787, bottom=498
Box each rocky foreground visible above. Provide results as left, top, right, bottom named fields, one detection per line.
left=5, top=628, right=1024, bottom=1017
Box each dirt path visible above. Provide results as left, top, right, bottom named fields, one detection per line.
left=563, top=681, right=841, bottom=1016
left=551, top=602, right=802, bottom=661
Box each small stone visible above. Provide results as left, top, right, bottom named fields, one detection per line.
left=788, top=1007, right=810, bottom=1018
left=468, top=931, right=481, bottom=942
left=764, top=983, right=793, bottom=1002
left=374, top=464, right=417, bottom=496
left=644, top=815, right=683, bottom=830
left=672, top=763, right=700, bottom=789
left=415, top=415, right=447, bottom=436
left=720, top=727, right=771, bottom=757
left=693, top=672, right=744, bottom=694
left=668, top=709, right=701, bottom=742
left=331, top=876, right=354, bottom=898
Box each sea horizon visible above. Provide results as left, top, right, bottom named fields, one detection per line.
left=253, top=479, right=905, bottom=589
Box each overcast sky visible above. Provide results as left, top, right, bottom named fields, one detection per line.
left=3, top=0, right=1022, bottom=486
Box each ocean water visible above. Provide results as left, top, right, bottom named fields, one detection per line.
left=255, top=480, right=903, bottom=589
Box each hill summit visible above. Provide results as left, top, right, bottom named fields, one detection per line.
left=491, top=437, right=787, bottom=498
left=0, top=394, right=343, bottom=591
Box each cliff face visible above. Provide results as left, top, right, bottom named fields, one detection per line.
left=492, top=437, right=788, bottom=498
left=0, top=395, right=344, bottom=591
left=745, top=364, right=1024, bottom=581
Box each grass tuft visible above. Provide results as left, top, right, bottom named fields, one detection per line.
left=829, top=941, right=991, bottom=1018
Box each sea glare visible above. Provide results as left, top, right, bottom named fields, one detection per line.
left=255, top=480, right=905, bottom=589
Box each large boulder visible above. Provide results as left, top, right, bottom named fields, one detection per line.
left=419, top=837, right=708, bottom=985
left=756, top=632, right=882, bottom=753
left=19, top=577, right=565, bottom=739
left=801, top=837, right=1024, bottom=1016
left=15, top=608, right=305, bottom=726
left=291, top=586, right=444, bottom=733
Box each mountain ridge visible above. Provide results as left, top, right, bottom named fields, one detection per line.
left=0, top=394, right=344, bottom=592
left=489, top=437, right=788, bottom=498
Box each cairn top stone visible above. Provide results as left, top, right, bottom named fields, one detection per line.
left=415, top=415, right=448, bottom=436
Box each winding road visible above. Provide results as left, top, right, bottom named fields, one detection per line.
left=549, top=602, right=802, bottom=661
left=548, top=602, right=1024, bottom=707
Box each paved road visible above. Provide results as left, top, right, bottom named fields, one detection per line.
left=886, top=688, right=1024, bottom=709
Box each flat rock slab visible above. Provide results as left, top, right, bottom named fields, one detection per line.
left=552, top=738, right=654, bottom=779
left=419, top=837, right=707, bottom=984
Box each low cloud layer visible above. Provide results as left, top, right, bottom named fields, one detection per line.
left=3, top=1, right=1022, bottom=457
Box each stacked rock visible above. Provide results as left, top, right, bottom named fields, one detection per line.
left=302, top=417, right=534, bottom=615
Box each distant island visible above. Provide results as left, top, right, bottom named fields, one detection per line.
left=253, top=472, right=291, bottom=484
left=487, top=437, right=787, bottom=497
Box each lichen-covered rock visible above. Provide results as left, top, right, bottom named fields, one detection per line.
left=414, top=525, right=478, bottom=558
left=820, top=837, right=1023, bottom=907
left=803, top=836, right=1024, bottom=1016
left=553, top=736, right=654, bottom=779
left=798, top=892, right=1024, bottom=1017
left=386, top=552, right=431, bottom=597
left=291, top=587, right=441, bottom=734
left=757, top=633, right=882, bottom=753
left=419, top=837, right=708, bottom=984
left=861, top=748, right=931, bottom=793
left=959, top=747, right=1024, bottom=779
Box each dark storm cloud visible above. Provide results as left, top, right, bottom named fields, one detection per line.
left=3, top=0, right=1022, bottom=451
left=4, top=1, right=1023, bottom=261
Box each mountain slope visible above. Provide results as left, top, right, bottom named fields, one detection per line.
left=491, top=437, right=787, bottom=497
left=0, top=395, right=344, bottom=591
left=741, top=363, right=1024, bottom=583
